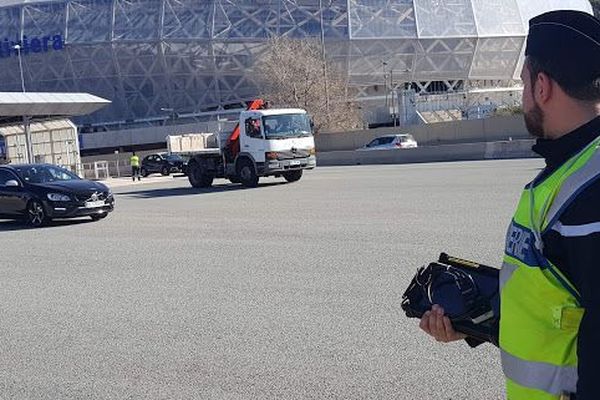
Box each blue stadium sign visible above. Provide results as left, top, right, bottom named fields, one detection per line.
left=0, top=34, right=64, bottom=58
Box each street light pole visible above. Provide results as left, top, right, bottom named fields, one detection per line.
left=318, top=0, right=330, bottom=127
left=14, top=44, right=25, bottom=93
left=390, top=69, right=396, bottom=127
left=14, top=44, right=33, bottom=163
left=382, top=61, right=388, bottom=109
left=160, top=107, right=176, bottom=125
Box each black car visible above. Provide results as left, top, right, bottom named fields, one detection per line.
left=140, top=153, right=187, bottom=177
left=0, top=164, right=114, bottom=227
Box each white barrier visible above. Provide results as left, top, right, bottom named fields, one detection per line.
left=316, top=139, right=537, bottom=166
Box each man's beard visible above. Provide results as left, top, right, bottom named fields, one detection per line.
left=524, top=101, right=545, bottom=138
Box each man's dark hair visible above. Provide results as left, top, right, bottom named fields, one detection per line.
left=527, top=56, right=600, bottom=102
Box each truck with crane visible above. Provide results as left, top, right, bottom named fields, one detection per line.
left=174, top=100, right=317, bottom=188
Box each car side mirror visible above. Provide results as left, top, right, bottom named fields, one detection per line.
left=5, top=180, right=20, bottom=187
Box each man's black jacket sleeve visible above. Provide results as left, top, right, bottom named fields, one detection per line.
left=543, top=183, right=600, bottom=400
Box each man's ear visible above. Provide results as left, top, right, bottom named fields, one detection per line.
left=534, top=71, right=553, bottom=105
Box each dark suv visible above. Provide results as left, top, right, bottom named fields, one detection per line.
left=140, top=153, right=187, bottom=177
left=0, top=164, right=114, bottom=227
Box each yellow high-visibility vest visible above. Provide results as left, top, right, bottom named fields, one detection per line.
left=500, top=136, right=600, bottom=399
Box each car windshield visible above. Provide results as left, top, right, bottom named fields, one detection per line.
left=369, top=137, right=394, bottom=147
left=14, top=165, right=80, bottom=184
left=263, top=114, right=312, bottom=139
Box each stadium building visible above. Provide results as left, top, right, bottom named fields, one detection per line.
left=0, top=0, right=593, bottom=140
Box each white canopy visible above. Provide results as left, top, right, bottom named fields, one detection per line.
left=0, top=92, right=110, bottom=117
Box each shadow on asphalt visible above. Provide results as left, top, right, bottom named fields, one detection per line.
left=0, top=217, right=97, bottom=232
left=116, top=181, right=287, bottom=199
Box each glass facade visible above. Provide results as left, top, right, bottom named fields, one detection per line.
left=0, top=0, right=592, bottom=126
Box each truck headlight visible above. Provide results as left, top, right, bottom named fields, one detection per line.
left=266, top=152, right=279, bottom=160
left=47, top=193, right=71, bottom=202
left=309, top=148, right=316, bottom=155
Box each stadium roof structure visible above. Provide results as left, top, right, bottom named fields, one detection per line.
left=0, top=0, right=592, bottom=127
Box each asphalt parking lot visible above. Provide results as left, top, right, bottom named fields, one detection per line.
left=0, top=159, right=544, bottom=400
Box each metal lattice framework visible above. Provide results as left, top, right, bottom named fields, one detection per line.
left=0, top=0, right=592, bottom=126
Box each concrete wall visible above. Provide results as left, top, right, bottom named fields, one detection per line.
left=80, top=121, right=237, bottom=150
left=316, top=115, right=527, bottom=152
left=80, top=122, right=202, bottom=150
left=316, top=139, right=537, bottom=166
left=80, top=115, right=527, bottom=152
left=80, top=139, right=537, bottom=178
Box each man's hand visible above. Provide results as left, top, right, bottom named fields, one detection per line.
left=419, top=304, right=467, bottom=342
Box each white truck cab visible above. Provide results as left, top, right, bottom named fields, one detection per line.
left=183, top=103, right=317, bottom=188
left=238, top=108, right=316, bottom=173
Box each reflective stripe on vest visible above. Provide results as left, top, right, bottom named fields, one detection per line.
left=500, top=261, right=519, bottom=290
left=500, top=136, right=600, bottom=399
left=543, top=148, right=600, bottom=233
left=552, top=221, right=600, bottom=237
left=502, top=350, right=578, bottom=396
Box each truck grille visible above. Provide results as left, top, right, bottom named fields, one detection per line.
left=277, top=149, right=311, bottom=160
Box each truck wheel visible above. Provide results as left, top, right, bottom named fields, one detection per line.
left=237, top=159, right=259, bottom=188
left=282, top=170, right=303, bottom=183
left=228, top=176, right=241, bottom=184
left=188, top=162, right=214, bottom=188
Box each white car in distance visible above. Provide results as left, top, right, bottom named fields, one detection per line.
left=358, top=134, right=418, bottom=151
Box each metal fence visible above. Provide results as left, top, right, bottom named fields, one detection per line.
left=82, top=159, right=132, bottom=180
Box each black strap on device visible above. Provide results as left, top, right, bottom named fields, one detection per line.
left=402, top=253, right=500, bottom=345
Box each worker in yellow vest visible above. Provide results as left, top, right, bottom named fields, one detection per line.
left=419, top=10, right=600, bottom=400
left=130, top=151, right=140, bottom=181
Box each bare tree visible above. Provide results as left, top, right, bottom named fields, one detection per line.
left=255, top=36, right=363, bottom=133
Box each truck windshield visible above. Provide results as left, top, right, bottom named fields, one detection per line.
left=263, top=114, right=312, bottom=139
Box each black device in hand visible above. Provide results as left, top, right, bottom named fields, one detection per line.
left=401, top=253, right=500, bottom=345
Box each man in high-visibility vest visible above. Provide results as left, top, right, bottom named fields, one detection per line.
left=130, top=151, right=140, bottom=181
left=419, top=10, right=600, bottom=400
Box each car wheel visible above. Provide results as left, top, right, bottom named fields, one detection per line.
left=90, top=213, right=108, bottom=221
left=141, top=167, right=149, bottom=177
left=282, top=170, right=303, bottom=183
left=27, top=200, right=48, bottom=227
left=161, top=166, right=170, bottom=176
left=237, top=159, right=259, bottom=188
